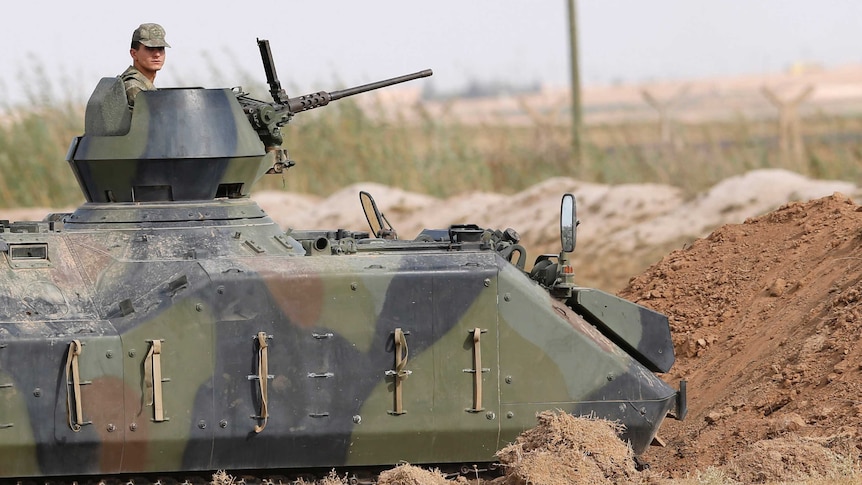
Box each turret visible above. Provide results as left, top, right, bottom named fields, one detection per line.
left=65, top=38, right=431, bottom=205
left=67, top=82, right=270, bottom=203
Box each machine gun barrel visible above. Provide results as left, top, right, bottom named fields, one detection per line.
left=285, top=69, right=432, bottom=114
left=242, top=38, right=432, bottom=150
left=331, top=70, right=433, bottom=101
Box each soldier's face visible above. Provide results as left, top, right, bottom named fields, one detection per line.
left=131, top=45, right=166, bottom=75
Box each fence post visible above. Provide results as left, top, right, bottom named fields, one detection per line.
left=642, top=85, right=689, bottom=148
left=761, top=85, right=814, bottom=172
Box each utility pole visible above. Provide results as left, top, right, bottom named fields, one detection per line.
left=567, top=0, right=582, bottom=167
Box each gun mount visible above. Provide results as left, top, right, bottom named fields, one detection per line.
left=239, top=38, right=432, bottom=151
left=66, top=39, right=431, bottom=204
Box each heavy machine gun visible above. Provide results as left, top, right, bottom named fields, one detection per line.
left=238, top=38, right=432, bottom=152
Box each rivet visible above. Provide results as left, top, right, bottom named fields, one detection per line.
left=198, top=420, right=207, bottom=429
left=130, top=423, right=137, bottom=431
left=106, top=350, right=113, bottom=359
left=217, top=286, right=225, bottom=295
left=33, top=388, right=41, bottom=397
left=219, top=420, right=228, bottom=428
left=107, top=424, right=116, bottom=432
left=485, top=412, right=496, bottom=420
left=350, top=282, right=358, bottom=291
left=128, top=350, right=136, bottom=358
left=507, top=412, right=514, bottom=419
left=504, top=293, right=511, bottom=302
left=505, top=376, right=513, bottom=384
left=607, top=373, right=615, bottom=381
left=353, top=415, right=362, bottom=424
left=196, top=303, right=203, bottom=312
left=483, top=278, right=490, bottom=287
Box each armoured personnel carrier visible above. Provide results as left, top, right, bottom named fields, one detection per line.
left=0, top=39, right=685, bottom=482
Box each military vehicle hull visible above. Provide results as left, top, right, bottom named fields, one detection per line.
left=0, top=44, right=684, bottom=479
left=0, top=199, right=679, bottom=479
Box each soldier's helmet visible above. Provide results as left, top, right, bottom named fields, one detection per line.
left=132, top=23, right=171, bottom=48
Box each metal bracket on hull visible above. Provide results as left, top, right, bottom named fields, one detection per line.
left=0, top=343, right=9, bottom=429
left=249, top=332, right=273, bottom=432
left=65, top=340, right=92, bottom=432
left=464, top=328, right=489, bottom=413
left=386, top=328, right=411, bottom=415
left=144, top=339, right=170, bottom=422
left=0, top=372, right=11, bottom=429
left=674, top=380, right=688, bottom=420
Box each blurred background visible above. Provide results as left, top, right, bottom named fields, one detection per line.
left=3, top=1, right=862, bottom=102
left=1, top=0, right=861, bottom=208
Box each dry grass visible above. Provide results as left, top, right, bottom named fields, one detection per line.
left=205, top=419, right=861, bottom=484
left=1, top=78, right=861, bottom=209
left=495, top=411, right=638, bottom=485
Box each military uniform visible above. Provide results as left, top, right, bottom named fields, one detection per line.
left=121, top=23, right=170, bottom=107
left=121, top=65, right=156, bottom=107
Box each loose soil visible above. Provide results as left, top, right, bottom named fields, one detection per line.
left=619, top=192, right=862, bottom=483
left=494, top=411, right=638, bottom=485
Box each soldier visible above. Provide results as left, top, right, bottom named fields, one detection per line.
left=121, top=23, right=170, bottom=107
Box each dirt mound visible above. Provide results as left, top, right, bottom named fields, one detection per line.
left=377, top=464, right=464, bottom=485
left=730, top=435, right=855, bottom=483
left=495, top=411, right=638, bottom=485
left=619, top=193, right=862, bottom=481
left=248, top=169, right=859, bottom=292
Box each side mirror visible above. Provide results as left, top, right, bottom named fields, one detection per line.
left=360, top=191, right=383, bottom=238
left=560, top=193, right=577, bottom=253
left=360, top=191, right=397, bottom=239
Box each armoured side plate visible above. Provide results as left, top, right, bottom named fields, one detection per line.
left=569, top=288, right=675, bottom=373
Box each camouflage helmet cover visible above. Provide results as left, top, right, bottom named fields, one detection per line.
left=132, top=23, right=171, bottom=48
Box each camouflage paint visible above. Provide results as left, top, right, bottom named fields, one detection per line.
left=0, top=79, right=683, bottom=480
left=71, top=87, right=268, bottom=203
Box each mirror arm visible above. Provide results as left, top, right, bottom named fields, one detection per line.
left=551, top=250, right=575, bottom=299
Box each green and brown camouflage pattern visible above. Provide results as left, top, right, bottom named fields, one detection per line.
left=71, top=78, right=271, bottom=203
left=0, top=68, right=684, bottom=480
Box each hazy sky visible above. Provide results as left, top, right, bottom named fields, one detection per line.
left=1, top=1, right=861, bottom=105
